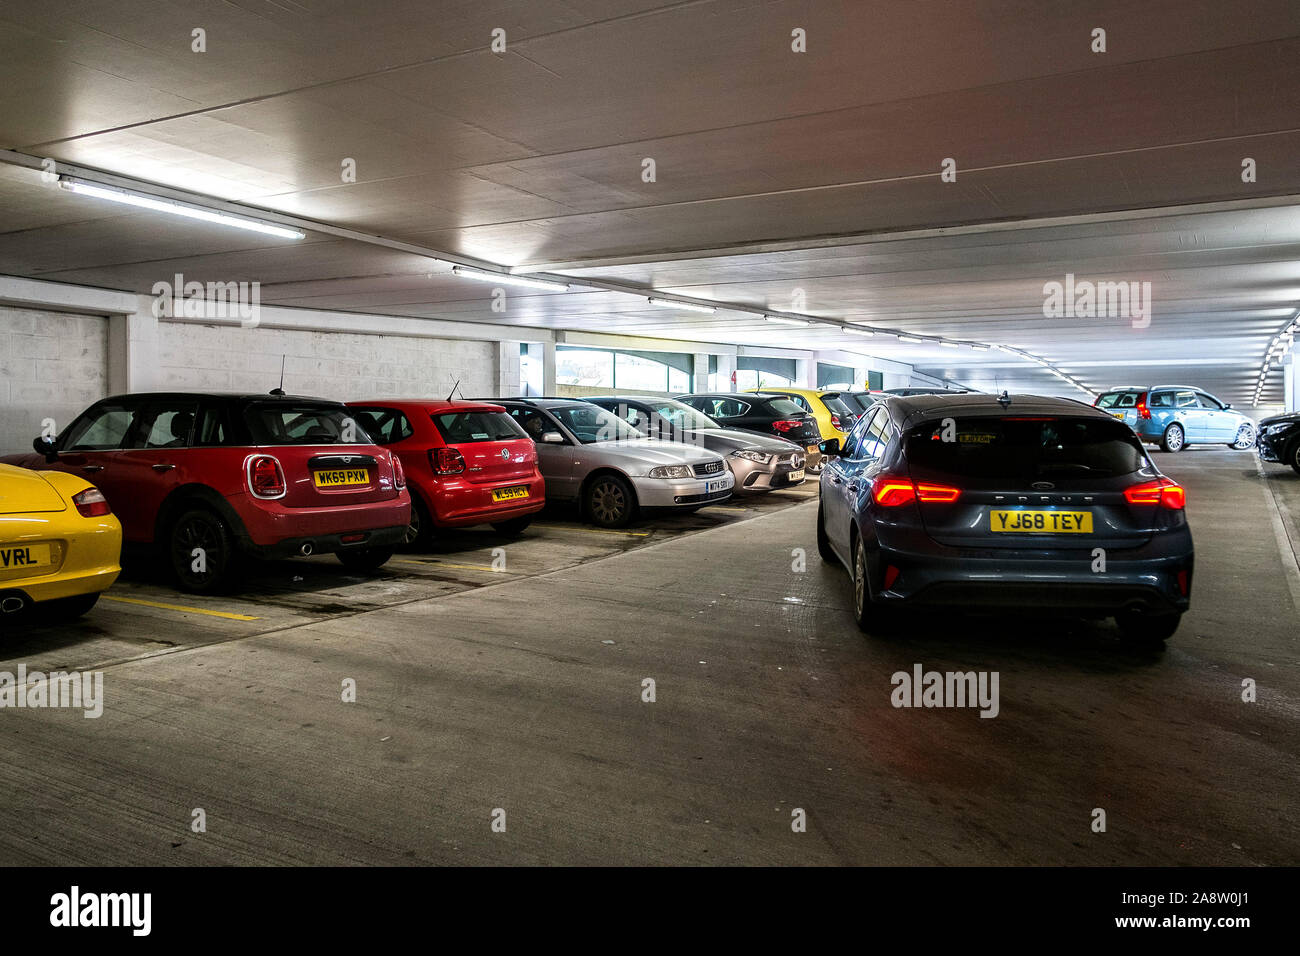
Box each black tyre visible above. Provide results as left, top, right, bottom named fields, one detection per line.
left=1115, top=610, right=1181, bottom=645
left=336, top=548, right=395, bottom=573
left=40, top=593, right=100, bottom=621
left=816, top=502, right=835, bottom=562
left=169, top=508, right=235, bottom=593
left=403, top=491, right=434, bottom=547
left=492, top=516, right=533, bottom=536
left=1290, top=440, right=1300, bottom=476
left=585, top=474, right=636, bottom=528
left=852, top=534, right=872, bottom=633
left=1160, top=423, right=1185, bottom=453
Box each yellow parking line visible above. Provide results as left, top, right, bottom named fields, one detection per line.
left=393, top=559, right=515, bottom=574
left=101, top=595, right=260, bottom=621
left=533, top=524, right=651, bottom=537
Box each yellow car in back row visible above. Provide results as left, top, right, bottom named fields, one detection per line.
left=0, top=462, right=121, bottom=620
left=745, top=387, right=862, bottom=447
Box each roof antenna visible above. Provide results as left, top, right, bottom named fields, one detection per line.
left=446, top=378, right=462, bottom=402
left=997, top=390, right=1011, bottom=408
left=270, top=355, right=286, bottom=396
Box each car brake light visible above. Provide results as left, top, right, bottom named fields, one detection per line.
left=771, top=420, right=801, bottom=433
left=830, top=414, right=843, bottom=431
left=391, top=454, right=406, bottom=489
left=1136, top=392, right=1152, bottom=420
left=872, top=476, right=962, bottom=506
left=430, top=447, right=465, bottom=476
left=72, top=487, right=111, bottom=517
left=247, top=455, right=286, bottom=498
left=1124, top=477, right=1185, bottom=509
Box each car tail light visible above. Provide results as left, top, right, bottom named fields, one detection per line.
left=429, top=447, right=465, bottom=476
left=872, top=476, right=962, bottom=507
left=391, top=454, right=406, bottom=489
left=1177, top=569, right=1190, bottom=596
left=771, top=420, right=801, bottom=433
left=1136, top=392, right=1151, bottom=420
left=1124, top=477, right=1185, bottom=509
left=247, top=455, right=286, bottom=499
left=72, top=488, right=111, bottom=517
left=830, top=414, right=843, bottom=431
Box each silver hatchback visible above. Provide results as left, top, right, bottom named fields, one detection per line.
left=487, top=398, right=734, bottom=527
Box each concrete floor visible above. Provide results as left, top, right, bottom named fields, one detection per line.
left=0, top=452, right=1296, bottom=866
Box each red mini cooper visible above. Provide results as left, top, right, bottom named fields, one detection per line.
left=347, top=399, right=545, bottom=545
left=3, top=392, right=410, bottom=592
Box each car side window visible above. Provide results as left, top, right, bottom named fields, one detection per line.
left=1149, top=391, right=1173, bottom=408
left=62, top=403, right=140, bottom=451
left=1174, top=390, right=1199, bottom=408
left=137, top=401, right=200, bottom=449
left=861, top=408, right=891, bottom=459
left=707, top=399, right=749, bottom=419
left=1195, top=392, right=1223, bottom=410
left=840, top=408, right=875, bottom=459
left=510, top=407, right=553, bottom=441
left=1116, top=393, right=1138, bottom=408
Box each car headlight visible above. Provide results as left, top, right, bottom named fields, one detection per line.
left=648, top=464, right=694, bottom=479
left=1265, top=423, right=1292, bottom=435
left=729, top=449, right=769, bottom=463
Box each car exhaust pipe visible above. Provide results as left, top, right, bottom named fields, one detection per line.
left=299, top=541, right=314, bottom=556
left=1, top=596, right=25, bottom=614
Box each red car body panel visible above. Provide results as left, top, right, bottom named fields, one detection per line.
left=1, top=394, right=410, bottom=557
left=348, top=399, right=545, bottom=528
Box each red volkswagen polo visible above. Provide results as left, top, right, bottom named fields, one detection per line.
left=347, top=399, right=545, bottom=545
left=2, top=392, right=410, bottom=592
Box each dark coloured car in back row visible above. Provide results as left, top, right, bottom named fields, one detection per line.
left=680, top=392, right=824, bottom=468
left=1255, top=410, right=1300, bottom=473
left=817, top=393, right=1193, bottom=644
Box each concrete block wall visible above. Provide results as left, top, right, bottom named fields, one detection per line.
left=155, top=323, right=496, bottom=401
left=0, top=307, right=108, bottom=454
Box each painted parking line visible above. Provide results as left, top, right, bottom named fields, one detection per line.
left=393, top=559, right=516, bottom=574
left=531, top=524, right=651, bottom=537
left=101, top=595, right=261, bottom=621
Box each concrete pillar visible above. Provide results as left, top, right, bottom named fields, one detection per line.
left=543, top=339, right=558, bottom=396
left=795, top=358, right=813, bottom=387
left=1283, top=352, right=1297, bottom=412
left=715, top=353, right=736, bottom=390
left=496, top=341, right=522, bottom=397
left=107, top=309, right=159, bottom=393
left=693, top=353, right=709, bottom=392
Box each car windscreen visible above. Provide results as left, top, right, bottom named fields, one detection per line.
left=820, top=394, right=856, bottom=418
left=243, top=402, right=373, bottom=445
left=905, top=416, right=1146, bottom=480
left=647, top=400, right=720, bottom=430
left=1095, top=390, right=1145, bottom=409
left=763, top=398, right=807, bottom=417
left=546, top=404, right=644, bottom=443
left=433, top=410, right=527, bottom=444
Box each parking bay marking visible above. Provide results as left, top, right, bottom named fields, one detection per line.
left=531, top=524, right=651, bottom=537
left=393, top=559, right=518, bottom=574
left=100, top=595, right=261, bottom=621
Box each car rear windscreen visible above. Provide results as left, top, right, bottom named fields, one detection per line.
left=244, top=402, right=374, bottom=445
left=1095, top=390, right=1146, bottom=409
left=906, top=416, right=1146, bottom=480
left=433, top=410, right=526, bottom=444
left=821, top=394, right=856, bottom=418
left=763, top=398, right=807, bottom=417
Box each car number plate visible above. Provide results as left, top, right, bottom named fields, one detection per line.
left=990, top=510, right=1093, bottom=533
left=313, top=468, right=369, bottom=488
left=492, top=485, right=529, bottom=502
left=0, top=543, right=52, bottom=570
left=806, top=444, right=819, bottom=455
left=705, top=480, right=728, bottom=493
left=1109, top=411, right=1127, bottom=420
left=788, top=469, right=805, bottom=482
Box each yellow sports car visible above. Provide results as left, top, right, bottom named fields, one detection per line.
left=0, top=462, right=121, bottom=620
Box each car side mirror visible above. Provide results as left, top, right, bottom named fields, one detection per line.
left=1223, top=402, right=1232, bottom=409
left=541, top=431, right=564, bottom=444
left=819, top=438, right=840, bottom=458
left=33, top=435, right=58, bottom=462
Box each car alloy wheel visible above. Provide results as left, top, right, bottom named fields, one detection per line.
left=170, top=508, right=232, bottom=593
left=1290, top=440, right=1300, bottom=476
left=852, top=535, right=870, bottom=631
left=1230, top=424, right=1255, bottom=450
left=586, top=475, right=634, bottom=528
left=1161, top=423, right=1185, bottom=453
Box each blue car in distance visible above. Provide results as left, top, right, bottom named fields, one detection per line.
left=1094, top=385, right=1255, bottom=453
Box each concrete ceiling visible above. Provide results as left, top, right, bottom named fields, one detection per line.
left=1, top=0, right=1299, bottom=403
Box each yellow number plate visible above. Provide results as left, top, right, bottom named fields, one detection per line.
left=492, top=485, right=529, bottom=502
left=990, top=510, right=1093, bottom=533
left=0, top=543, right=52, bottom=571
left=313, top=468, right=369, bottom=488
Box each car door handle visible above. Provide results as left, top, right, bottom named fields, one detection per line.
left=82, top=465, right=104, bottom=473
left=151, top=463, right=175, bottom=472
left=829, top=475, right=843, bottom=484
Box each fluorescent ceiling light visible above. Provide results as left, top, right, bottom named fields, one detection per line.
left=842, top=326, right=875, bottom=336
left=647, top=297, right=716, bottom=314
left=765, top=316, right=810, bottom=327
left=451, top=266, right=568, bottom=291
left=897, top=334, right=924, bottom=343
left=969, top=343, right=991, bottom=351
left=939, top=341, right=960, bottom=348
left=58, top=178, right=305, bottom=239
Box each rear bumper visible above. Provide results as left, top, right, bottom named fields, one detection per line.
left=233, top=491, right=411, bottom=551
left=253, top=523, right=409, bottom=559
left=632, top=471, right=734, bottom=508
left=0, top=516, right=122, bottom=604
left=870, top=537, right=1193, bottom=616
left=423, top=473, right=546, bottom=527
